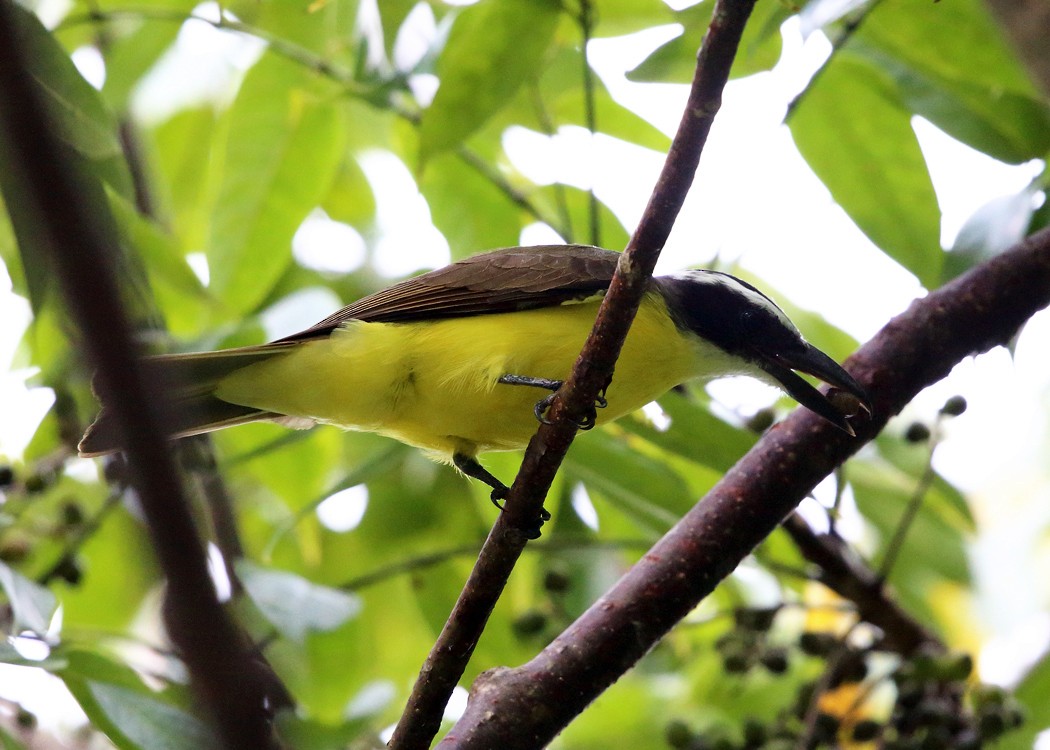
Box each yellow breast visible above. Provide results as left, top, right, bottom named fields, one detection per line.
left=215, top=293, right=730, bottom=459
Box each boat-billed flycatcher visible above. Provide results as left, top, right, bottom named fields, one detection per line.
left=79, top=244, right=870, bottom=500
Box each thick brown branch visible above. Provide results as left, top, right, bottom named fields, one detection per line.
left=441, top=227, right=1050, bottom=748
left=389, top=2, right=758, bottom=748
left=0, top=6, right=281, bottom=748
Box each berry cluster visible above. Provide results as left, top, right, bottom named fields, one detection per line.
left=665, top=606, right=1024, bottom=750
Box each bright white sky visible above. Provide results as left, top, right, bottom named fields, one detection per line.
left=1, top=2, right=1048, bottom=738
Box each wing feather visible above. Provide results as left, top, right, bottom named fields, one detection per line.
left=279, top=244, right=620, bottom=342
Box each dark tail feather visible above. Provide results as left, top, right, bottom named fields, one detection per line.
left=77, top=343, right=296, bottom=457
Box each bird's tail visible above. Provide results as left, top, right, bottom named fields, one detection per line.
left=78, top=343, right=296, bottom=457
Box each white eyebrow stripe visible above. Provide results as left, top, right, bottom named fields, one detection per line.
left=667, top=270, right=800, bottom=334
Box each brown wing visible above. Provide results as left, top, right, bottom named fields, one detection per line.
left=278, top=244, right=620, bottom=342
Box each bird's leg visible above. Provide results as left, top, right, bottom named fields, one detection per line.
left=452, top=452, right=510, bottom=506
left=497, top=374, right=608, bottom=429
left=452, top=452, right=550, bottom=539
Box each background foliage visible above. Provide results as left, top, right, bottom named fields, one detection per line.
left=0, top=0, right=1048, bottom=748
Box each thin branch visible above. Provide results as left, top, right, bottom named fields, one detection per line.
left=340, top=537, right=652, bottom=593
left=781, top=513, right=939, bottom=655
left=440, top=226, right=1050, bottom=748
left=0, top=6, right=286, bottom=747
left=456, top=145, right=568, bottom=236
left=389, top=3, right=759, bottom=749
left=875, top=434, right=939, bottom=581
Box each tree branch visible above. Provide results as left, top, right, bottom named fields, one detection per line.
left=780, top=513, right=940, bottom=654
left=440, top=225, right=1050, bottom=749
left=0, top=5, right=284, bottom=747
left=388, top=2, right=758, bottom=748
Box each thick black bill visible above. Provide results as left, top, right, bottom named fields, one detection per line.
left=756, top=343, right=871, bottom=435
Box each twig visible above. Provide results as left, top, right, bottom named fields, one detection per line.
left=388, top=3, right=760, bottom=749
left=37, top=488, right=123, bottom=586
left=0, top=7, right=285, bottom=747
left=876, top=428, right=939, bottom=580
left=437, top=228, right=1050, bottom=747
left=340, top=537, right=652, bottom=592
left=456, top=145, right=567, bottom=236
left=781, top=513, right=939, bottom=656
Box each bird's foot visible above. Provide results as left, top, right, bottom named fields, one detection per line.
left=498, top=373, right=607, bottom=429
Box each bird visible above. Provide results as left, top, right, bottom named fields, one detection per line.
left=79, top=244, right=870, bottom=504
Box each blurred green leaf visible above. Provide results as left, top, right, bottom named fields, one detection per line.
left=88, top=683, right=218, bottom=750
left=420, top=0, right=561, bottom=159
left=148, top=106, right=219, bottom=260
left=627, top=0, right=788, bottom=83
left=0, top=641, right=67, bottom=670
left=588, top=0, right=675, bottom=38
left=228, top=0, right=359, bottom=53
left=321, top=154, right=376, bottom=230
left=420, top=150, right=524, bottom=253
left=849, top=457, right=970, bottom=627
left=943, top=189, right=1039, bottom=283
left=59, top=648, right=217, bottom=750
left=207, top=55, right=347, bottom=315
left=0, top=725, right=28, bottom=750
left=274, top=711, right=371, bottom=750
left=620, top=391, right=755, bottom=474
left=565, top=430, right=693, bottom=532
left=0, top=561, right=58, bottom=635
left=238, top=560, right=361, bottom=642
left=6, top=3, right=132, bottom=196
left=789, top=52, right=942, bottom=287
left=998, top=649, right=1050, bottom=750
left=98, top=20, right=180, bottom=111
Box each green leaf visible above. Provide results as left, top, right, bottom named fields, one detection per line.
left=420, top=151, right=524, bottom=253
left=227, top=0, right=359, bottom=53
left=627, top=0, right=787, bottom=83
left=87, top=683, right=219, bottom=750
left=540, top=45, right=670, bottom=152
left=849, top=457, right=970, bottom=627
left=943, top=190, right=1039, bottom=283
left=274, top=711, right=370, bottom=750
left=0, top=726, right=28, bottom=750
left=0, top=640, right=67, bottom=671
left=321, top=155, right=376, bottom=230
left=588, top=0, right=675, bottom=38
left=788, top=52, right=942, bottom=287
left=99, top=19, right=180, bottom=111
left=619, top=390, right=755, bottom=474
left=847, top=0, right=1050, bottom=162
left=59, top=648, right=217, bottom=750
left=237, top=560, right=362, bottom=642
left=6, top=3, right=132, bottom=196
left=852, top=41, right=1050, bottom=165
left=420, top=0, right=561, bottom=159
left=565, top=430, right=693, bottom=533
left=207, top=55, right=347, bottom=315
left=0, top=561, right=58, bottom=635
left=998, top=650, right=1050, bottom=750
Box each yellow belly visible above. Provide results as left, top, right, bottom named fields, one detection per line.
left=215, top=294, right=731, bottom=459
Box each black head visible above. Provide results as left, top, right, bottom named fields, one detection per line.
left=656, top=270, right=871, bottom=433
